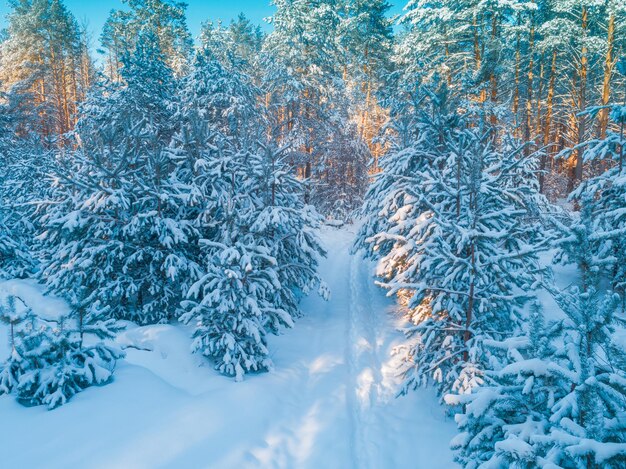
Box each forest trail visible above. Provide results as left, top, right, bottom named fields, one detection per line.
left=238, top=224, right=457, bottom=469
left=0, top=226, right=456, bottom=469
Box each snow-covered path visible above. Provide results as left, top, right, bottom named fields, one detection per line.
left=0, top=226, right=456, bottom=469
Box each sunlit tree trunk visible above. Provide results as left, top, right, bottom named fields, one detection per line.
left=474, top=15, right=486, bottom=103
left=524, top=17, right=535, bottom=154
left=513, top=25, right=521, bottom=118
left=540, top=49, right=558, bottom=194
left=489, top=13, right=498, bottom=126
left=568, top=6, right=589, bottom=191
left=598, top=13, right=615, bottom=139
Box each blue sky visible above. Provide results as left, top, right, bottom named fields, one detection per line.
left=0, top=1, right=405, bottom=54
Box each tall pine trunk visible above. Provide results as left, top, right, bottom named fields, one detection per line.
left=524, top=18, right=535, bottom=156
left=569, top=6, right=589, bottom=191
left=598, top=13, right=615, bottom=139
left=540, top=49, right=558, bottom=193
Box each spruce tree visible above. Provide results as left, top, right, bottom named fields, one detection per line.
left=198, top=14, right=264, bottom=80
left=560, top=92, right=626, bottom=306
left=0, top=293, right=123, bottom=409
left=357, top=87, right=548, bottom=397
left=176, top=46, right=325, bottom=380
left=0, top=87, right=41, bottom=279
left=449, top=291, right=626, bottom=468
left=0, top=295, right=30, bottom=395
left=39, top=32, right=198, bottom=324
left=101, top=0, right=193, bottom=79
left=537, top=286, right=626, bottom=468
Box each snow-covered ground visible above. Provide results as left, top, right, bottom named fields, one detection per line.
left=0, top=225, right=457, bottom=469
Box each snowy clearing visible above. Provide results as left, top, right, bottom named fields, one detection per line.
left=0, top=225, right=457, bottom=469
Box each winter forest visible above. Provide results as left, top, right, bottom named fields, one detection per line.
left=0, top=0, right=625, bottom=467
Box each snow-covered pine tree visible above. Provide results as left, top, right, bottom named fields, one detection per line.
left=0, top=211, right=29, bottom=280
left=101, top=0, right=193, bottom=80
left=449, top=182, right=626, bottom=467
left=175, top=97, right=274, bottom=380
left=0, top=295, right=31, bottom=394
left=1, top=291, right=123, bottom=409
left=176, top=45, right=325, bottom=380
left=449, top=288, right=626, bottom=468
left=179, top=141, right=325, bottom=381
left=0, top=86, right=41, bottom=279
left=559, top=93, right=626, bottom=307
left=198, top=14, right=263, bottom=81
left=18, top=301, right=122, bottom=410
left=39, top=31, right=199, bottom=324
left=446, top=302, right=557, bottom=468
left=183, top=238, right=288, bottom=381
left=357, top=86, right=548, bottom=397
left=356, top=84, right=459, bottom=261
left=251, top=140, right=327, bottom=324
left=536, top=286, right=626, bottom=468
left=178, top=138, right=323, bottom=380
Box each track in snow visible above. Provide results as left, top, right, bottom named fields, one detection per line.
left=263, top=223, right=457, bottom=469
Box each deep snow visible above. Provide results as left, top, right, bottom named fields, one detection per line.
left=0, top=225, right=457, bottom=469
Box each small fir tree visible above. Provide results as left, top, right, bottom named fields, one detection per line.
left=0, top=293, right=124, bottom=409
